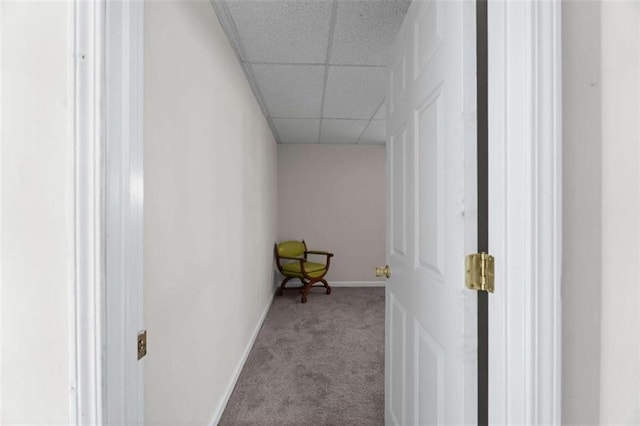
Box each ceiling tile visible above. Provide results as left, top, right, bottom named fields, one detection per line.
left=330, top=1, right=411, bottom=66
left=358, top=120, right=386, bottom=145
left=214, top=1, right=407, bottom=145
left=225, top=0, right=332, bottom=64
left=272, top=118, right=320, bottom=144
left=323, top=66, right=387, bottom=119
left=252, top=64, right=325, bottom=118
left=319, top=119, right=369, bottom=144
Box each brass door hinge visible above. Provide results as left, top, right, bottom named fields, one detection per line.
left=465, top=253, right=494, bottom=293
left=137, top=330, right=147, bottom=360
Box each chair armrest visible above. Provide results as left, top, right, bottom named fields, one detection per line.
left=305, top=250, right=334, bottom=257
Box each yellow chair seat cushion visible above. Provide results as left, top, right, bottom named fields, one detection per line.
left=281, top=261, right=327, bottom=278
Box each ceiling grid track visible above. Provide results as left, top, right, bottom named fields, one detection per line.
left=356, top=98, right=386, bottom=144
left=317, top=0, right=339, bottom=144
left=210, top=0, right=283, bottom=143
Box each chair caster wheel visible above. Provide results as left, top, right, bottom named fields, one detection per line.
left=326, top=287, right=332, bottom=295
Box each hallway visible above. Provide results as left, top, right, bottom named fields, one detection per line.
left=220, top=288, right=385, bottom=425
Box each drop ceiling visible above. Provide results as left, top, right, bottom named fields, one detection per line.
left=211, top=0, right=411, bottom=145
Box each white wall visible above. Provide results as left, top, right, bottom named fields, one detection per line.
left=563, top=1, right=640, bottom=424
left=599, top=1, right=640, bottom=423
left=0, top=1, right=72, bottom=423
left=562, top=2, right=602, bottom=423
left=144, top=1, right=277, bottom=424
left=277, top=144, right=385, bottom=284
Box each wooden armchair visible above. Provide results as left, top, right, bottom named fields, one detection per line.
left=274, top=240, right=333, bottom=303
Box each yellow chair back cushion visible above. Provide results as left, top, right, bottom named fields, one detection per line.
left=277, top=240, right=306, bottom=258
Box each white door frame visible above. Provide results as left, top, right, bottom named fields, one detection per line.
left=70, top=1, right=105, bottom=422
left=488, top=1, right=562, bottom=424
left=70, top=1, right=145, bottom=423
left=70, top=0, right=562, bottom=424
left=104, top=1, right=145, bottom=424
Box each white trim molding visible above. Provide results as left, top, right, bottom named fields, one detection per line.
left=0, top=2, right=4, bottom=420
left=104, top=1, right=145, bottom=424
left=71, top=1, right=145, bottom=424
left=210, top=294, right=275, bottom=426
left=330, top=281, right=385, bottom=288
left=70, top=0, right=106, bottom=423
left=488, top=1, right=562, bottom=425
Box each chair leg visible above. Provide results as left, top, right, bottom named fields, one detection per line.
left=277, top=276, right=294, bottom=296
left=301, top=280, right=315, bottom=303
left=279, top=275, right=331, bottom=303
left=321, top=279, right=331, bottom=295
left=300, top=279, right=331, bottom=303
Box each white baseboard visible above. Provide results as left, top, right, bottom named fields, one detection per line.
left=209, top=291, right=275, bottom=425
left=330, top=281, right=385, bottom=288
left=272, top=272, right=386, bottom=289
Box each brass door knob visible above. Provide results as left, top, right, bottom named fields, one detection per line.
left=375, top=265, right=391, bottom=278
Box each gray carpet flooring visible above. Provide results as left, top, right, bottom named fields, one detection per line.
left=219, top=286, right=385, bottom=426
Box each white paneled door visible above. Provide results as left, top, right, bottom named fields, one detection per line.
left=385, top=1, right=477, bottom=424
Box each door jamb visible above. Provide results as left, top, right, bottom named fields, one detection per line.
left=104, top=1, right=145, bottom=423
left=70, top=1, right=145, bottom=423
left=70, top=1, right=105, bottom=422
left=487, top=1, right=562, bottom=424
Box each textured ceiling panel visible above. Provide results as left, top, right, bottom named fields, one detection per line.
left=225, top=1, right=333, bottom=64
left=214, top=0, right=410, bottom=144
left=330, top=1, right=411, bottom=66
left=319, top=119, right=369, bottom=144
left=323, top=66, right=388, bottom=119
left=272, top=118, right=320, bottom=144
left=252, top=64, right=325, bottom=118
left=358, top=120, right=386, bottom=145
